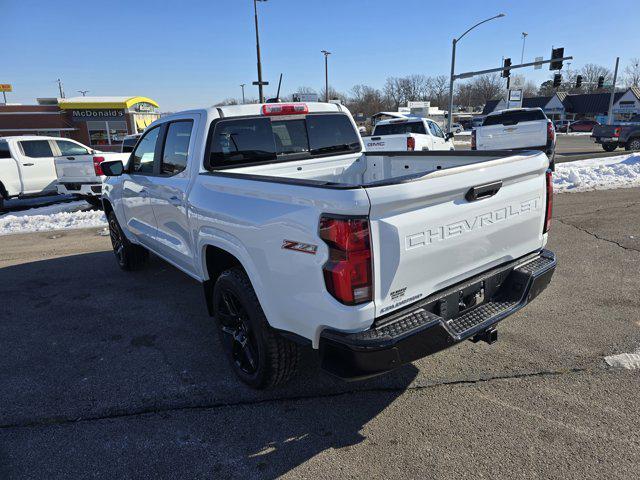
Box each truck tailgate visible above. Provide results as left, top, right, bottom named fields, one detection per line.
left=55, top=157, right=100, bottom=183
left=477, top=121, right=546, bottom=150
left=365, top=152, right=549, bottom=317
left=364, top=135, right=409, bottom=152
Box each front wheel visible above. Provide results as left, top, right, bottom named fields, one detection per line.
left=107, top=211, right=148, bottom=271
left=602, top=143, right=617, bottom=152
left=213, top=268, right=299, bottom=389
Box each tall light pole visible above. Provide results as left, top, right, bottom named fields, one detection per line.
left=253, top=0, right=268, bottom=103
left=56, top=78, right=65, bottom=98
left=520, top=32, right=528, bottom=63
left=321, top=50, right=331, bottom=102
left=240, top=83, right=246, bottom=103
left=447, top=13, right=506, bottom=133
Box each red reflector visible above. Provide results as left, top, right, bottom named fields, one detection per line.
left=471, top=129, right=476, bottom=150
left=544, top=169, right=553, bottom=233
left=319, top=216, right=372, bottom=305
left=614, top=127, right=621, bottom=137
left=407, top=136, right=415, bottom=151
left=262, top=103, right=309, bottom=116
left=93, top=156, right=105, bottom=176
left=547, top=121, right=555, bottom=144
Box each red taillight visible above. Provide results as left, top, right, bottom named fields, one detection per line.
left=544, top=169, right=553, bottom=233
left=406, top=136, right=415, bottom=151
left=613, top=127, right=621, bottom=137
left=546, top=121, right=555, bottom=147
left=262, top=103, right=309, bottom=116
left=319, top=216, right=372, bottom=305
left=93, top=156, right=105, bottom=176
left=471, top=129, right=476, bottom=150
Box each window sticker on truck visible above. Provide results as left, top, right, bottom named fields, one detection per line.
left=406, top=197, right=542, bottom=249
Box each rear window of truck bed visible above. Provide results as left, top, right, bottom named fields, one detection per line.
left=206, top=113, right=361, bottom=169
left=373, top=121, right=426, bottom=136
left=482, top=110, right=546, bottom=126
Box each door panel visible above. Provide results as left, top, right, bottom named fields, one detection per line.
left=53, top=140, right=95, bottom=182
left=18, top=140, right=58, bottom=194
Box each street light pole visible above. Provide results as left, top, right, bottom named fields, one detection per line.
left=240, top=84, right=246, bottom=103
left=253, top=0, right=266, bottom=103
left=447, top=13, right=506, bottom=133
left=607, top=57, right=620, bottom=125
left=321, top=50, right=331, bottom=102
left=520, top=32, right=528, bottom=63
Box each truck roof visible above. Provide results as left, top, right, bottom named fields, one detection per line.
left=212, top=102, right=343, bottom=118
left=0, top=135, right=64, bottom=141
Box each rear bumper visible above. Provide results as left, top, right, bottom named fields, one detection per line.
left=57, top=183, right=102, bottom=197
left=319, top=249, right=556, bottom=380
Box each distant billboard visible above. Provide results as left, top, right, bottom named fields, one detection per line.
left=292, top=92, right=319, bottom=102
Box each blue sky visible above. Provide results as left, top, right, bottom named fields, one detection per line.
left=3, top=0, right=639, bottom=111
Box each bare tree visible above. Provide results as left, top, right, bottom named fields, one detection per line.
left=538, top=80, right=555, bottom=97
left=522, top=80, right=538, bottom=97
left=625, top=58, right=640, bottom=87
left=383, top=77, right=405, bottom=110
left=428, top=75, right=449, bottom=107
left=579, top=64, right=612, bottom=92
left=214, top=97, right=240, bottom=106
left=319, top=86, right=347, bottom=104
left=348, top=85, right=390, bottom=117
left=470, top=73, right=504, bottom=105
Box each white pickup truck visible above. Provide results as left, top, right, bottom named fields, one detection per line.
left=0, top=136, right=66, bottom=210
left=54, top=140, right=129, bottom=206
left=364, top=117, right=455, bottom=152
left=101, top=102, right=556, bottom=389
left=472, top=108, right=556, bottom=168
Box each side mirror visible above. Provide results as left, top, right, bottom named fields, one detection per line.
left=445, top=132, right=455, bottom=141
left=101, top=160, right=124, bottom=177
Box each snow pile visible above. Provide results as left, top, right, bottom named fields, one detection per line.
left=605, top=347, right=640, bottom=370
left=0, top=201, right=107, bottom=236
left=553, top=153, right=640, bottom=193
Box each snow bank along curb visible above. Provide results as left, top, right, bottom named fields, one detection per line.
left=554, top=153, right=640, bottom=193
left=0, top=201, right=107, bottom=236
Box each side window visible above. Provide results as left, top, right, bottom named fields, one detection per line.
left=161, top=121, right=193, bottom=175
left=56, top=140, right=90, bottom=156
left=131, top=127, right=160, bottom=174
left=20, top=140, right=54, bottom=158
left=429, top=122, right=445, bottom=138
left=0, top=141, right=11, bottom=159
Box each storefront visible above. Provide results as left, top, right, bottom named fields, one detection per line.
left=0, top=95, right=159, bottom=150
left=58, top=96, right=160, bottom=151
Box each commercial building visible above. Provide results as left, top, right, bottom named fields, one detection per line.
left=0, top=96, right=160, bottom=151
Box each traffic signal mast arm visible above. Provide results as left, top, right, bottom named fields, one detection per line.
left=454, top=56, right=573, bottom=80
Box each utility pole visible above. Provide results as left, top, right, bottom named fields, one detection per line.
left=253, top=0, right=267, bottom=103
left=56, top=78, right=65, bottom=98
left=520, top=32, right=528, bottom=63
left=78, top=90, right=89, bottom=96
left=240, top=84, right=246, bottom=103
left=607, top=57, right=620, bottom=125
left=321, top=50, right=331, bottom=102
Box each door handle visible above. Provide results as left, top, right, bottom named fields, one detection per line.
left=22, top=163, right=34, bottom=166
left=168, top=196, right=181, bottom=206
left=465, top=181, right=502, bottom=202
left=139, top=189, right=149, bottom=198
left=66, top=156, right=75, bottom=160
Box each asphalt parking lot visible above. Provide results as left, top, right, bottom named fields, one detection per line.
left=1, top=187, right=639, bottom=479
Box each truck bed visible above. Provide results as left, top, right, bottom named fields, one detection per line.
left=219, top=150, right=535, bottom=187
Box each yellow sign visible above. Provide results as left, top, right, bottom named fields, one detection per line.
left=0, top=84, right=12, bottom=92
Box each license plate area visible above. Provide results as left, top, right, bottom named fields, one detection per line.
left=437, top=281, right=484, bottom=319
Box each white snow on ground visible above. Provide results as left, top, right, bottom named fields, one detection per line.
left=554, top=153, right=640, bottom=193
left=605, top=347, right=640, bottom=370
left=0, top=201, right=107, bottom=236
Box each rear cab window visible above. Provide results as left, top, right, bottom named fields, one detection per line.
left=55, top=140, right=90, bottom=156
left=122, top=137, right=139, bottom=153
left=0, top=141, right=11, bottom=159
left=207, top=113, right=361, bottom=169
left=483, top=109, right=547, bottom=126
left=20, top=140, right=54, bottom=158
left=373, top=121, right=426, bottom=136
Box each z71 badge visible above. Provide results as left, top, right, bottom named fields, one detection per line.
left=282, top=240, right=318, bottom=255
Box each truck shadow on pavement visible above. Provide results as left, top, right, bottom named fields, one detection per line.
left=0, top=250, right=419, bottom=479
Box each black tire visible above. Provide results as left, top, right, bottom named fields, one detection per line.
left=107, top=211, right=148, bottom=271
left=602, top=143, right=617, bottom=152
left=213, top=268, right=299, bottom=389
left=627, top=138, right=640, bottom=151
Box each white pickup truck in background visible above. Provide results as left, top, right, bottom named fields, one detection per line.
left=472, top=108, right=556, bottom=168
left=364, top=117, right=455, bottom=152
left=100, top=102, right=556, bottom=389
left=54, top=140, right=129, bottom=206
left=0, top=136, right=66, bottom=210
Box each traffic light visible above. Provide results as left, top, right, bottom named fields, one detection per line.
left=549, top=47, right=564, bottom=70
left=597, top=76, right=605, bottom=89
left=553, top=74, right=562, bottom=88
left=575, top=75, right=583, bottom=89
left=502, top=58, right=512, bottom=78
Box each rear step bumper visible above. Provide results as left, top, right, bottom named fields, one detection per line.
left=319, top=249, right=556, bottom=380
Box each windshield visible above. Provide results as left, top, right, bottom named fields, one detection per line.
left=373, top=121, right=426, bottom=136
left=208, top=113, right=361, bottom=168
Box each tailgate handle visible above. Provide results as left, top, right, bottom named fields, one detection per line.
left=370, top=136, right=381, bottom=140
left=66, top=156, right=75, bottom=160
left=466, top=181, right=502, bottom=202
